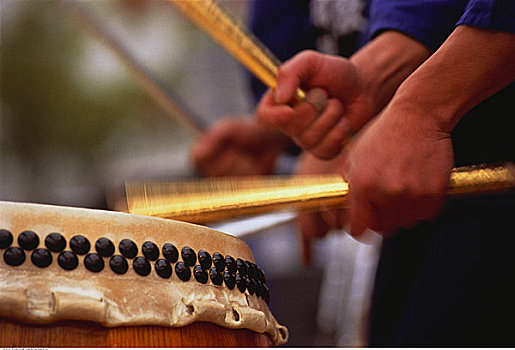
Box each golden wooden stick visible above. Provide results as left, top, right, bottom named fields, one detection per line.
left=168, top=0, right=305, bottom=101
left=126, top=163, right=515, bottom=224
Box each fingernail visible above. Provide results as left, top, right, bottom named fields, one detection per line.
left=304, top=88, right=328, bottom=114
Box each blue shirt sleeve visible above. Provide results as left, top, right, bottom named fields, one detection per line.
left=456, top=0, right=515, bottom=33
left=369, top=0, right=515, bottom=51
left=368, top=0, right=468, bottom=51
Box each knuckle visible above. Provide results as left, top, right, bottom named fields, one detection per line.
left=299, top=132, right=322, bottom=149
left=313, top=144, right=339, bottom=160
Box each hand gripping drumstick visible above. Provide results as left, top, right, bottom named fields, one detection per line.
left=168, top=0, right=348, bottom=146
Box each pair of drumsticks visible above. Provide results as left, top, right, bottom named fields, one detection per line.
left=63, top=1, right=515, bottom=236
left=127, top=0, right=515, bottom=218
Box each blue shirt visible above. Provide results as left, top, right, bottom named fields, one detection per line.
left=369, top=0, right=515, bottom=51
left=367, top=0, right=515, bottom=166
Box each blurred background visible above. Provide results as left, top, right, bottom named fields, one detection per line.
left=1, top=0, right=252, bottom=207
left=0, top=0, right=378, bottom=346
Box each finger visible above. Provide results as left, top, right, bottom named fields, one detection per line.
left=310, top=117, right=353, bottom=159
left=302, top=234, right=313, bottom=269
left=281, top=88, right=330, bottom=136
left=296, top=212, right=331, bottom=268
left=280, top=101, right=319, bottom=136
left=256, top=90, right=295, bottom=129
left=293, top=97, right=342, bottom=147
left=274, top=50, right=322, bottom=104
left=320, top=208, right=347, bottom=230
left=349, top=192, right=383, bottom=237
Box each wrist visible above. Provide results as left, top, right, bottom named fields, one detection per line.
left=350, top=31, right=431, bottom=114
left=390, top=26, right=515, bottom=133
left=391, top=76, right=461, bottom=133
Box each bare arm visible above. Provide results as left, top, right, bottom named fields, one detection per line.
left=345, top=25, right=515, bottom=237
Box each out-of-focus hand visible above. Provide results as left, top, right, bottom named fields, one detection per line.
left=257, top=50, right=375, bottom=160
left=191, top=118, right=292, bottom=177
left=294, top=151, right=347, bottom=266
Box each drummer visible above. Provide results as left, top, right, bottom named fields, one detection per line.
left=255, top=0, right=515, bottom=346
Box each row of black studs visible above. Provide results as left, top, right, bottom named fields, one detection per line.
left=0, top=229, right=270, bottom=303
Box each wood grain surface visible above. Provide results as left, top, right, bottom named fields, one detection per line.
left=0, top=319, right=273, bottom=347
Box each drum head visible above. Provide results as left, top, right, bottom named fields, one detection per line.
left=0, top=201, right=288, bottom=346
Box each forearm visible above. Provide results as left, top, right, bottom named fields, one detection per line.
left=392, top=25, right=515, bottom=132
left=350, top=31, right=431, bottom=115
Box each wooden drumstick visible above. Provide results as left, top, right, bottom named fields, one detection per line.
left=125, top=162, right=515, bottom=223
left=168, top=0, right=306, bottom=102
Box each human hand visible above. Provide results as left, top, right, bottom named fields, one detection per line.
left=256, top=50, right=375, bottom=159
left=191, top=118, right=291, bottom=177
left=343, top=98, right=454, bottom=237
left=323, top=25, right=515, bottom=238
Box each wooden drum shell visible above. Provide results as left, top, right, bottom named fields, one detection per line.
left=0, top=319, right=273, bottom=347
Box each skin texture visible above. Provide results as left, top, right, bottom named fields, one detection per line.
left=258, top=25, right=515, bottom=239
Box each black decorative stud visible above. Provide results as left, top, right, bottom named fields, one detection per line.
left=3, top=247, right=25, bottom=266
left=142, top=241, right=159, bottom=261
left=109, top=255, right=129, bottom=274
left=223, top=270, right=236, bottom=290
left=193, top=265, right=208, bottom=284
left=255, top=280, right=263, bottom=297
left=209, top=267, right=223, bottom=286
left=84, top=253, right=105, bottom=272
left=18, top=230, right=39, bottom=250
left=235, top=273, right=246, bottom=293
left=236, top=258, right=247, bottom=276
left=246, top=261, right=256, bottom=279
left=212, top=252, right=225, bottom=272
left=175, top=261, right=191, bottom=281
left=225, top=255, right=237, bottom=274
left=257, top=266, right=266, bottom=283
left=70, top=235, right=90, bottom=255
left=95, top=237, right=115, bottom=257
left=31, top=248, right=52, bottom=268
left=246, top=277, right=255, bottom=295
left=162, top=243, right=179, bottom=263
left=181, top=246, right=196, bottom=267
left=263, top=284, right=270, bottom=304
left=58, top=251, right=79, bottom=270
left=133, top=257, right=151, bottom=276
left=155, top=259, right=172, bottom=279
left=119, top=239, right=138, bottom=259
left=0, top=229, right=13, bottom=249
left=197, top=249, right=212, bottom=270
left=45, top=233, right=66, bottom=252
